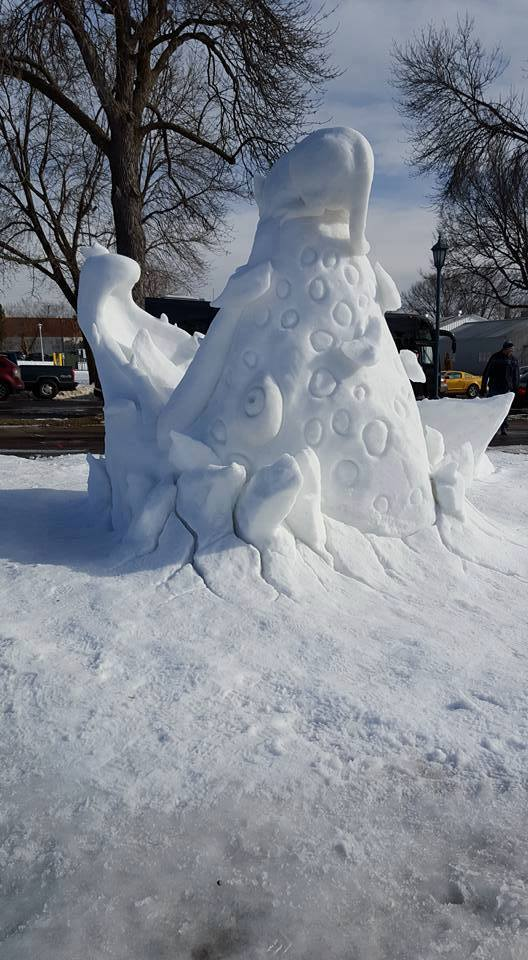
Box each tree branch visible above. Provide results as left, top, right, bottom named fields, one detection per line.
left=141, top=106, right=237, bottom=163
left=2, top=61, right=109, bottom=151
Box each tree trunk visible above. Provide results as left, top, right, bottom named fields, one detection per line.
left=108, top=124, right=146, bottom=306
left=82, top=333, right=100, bottom=392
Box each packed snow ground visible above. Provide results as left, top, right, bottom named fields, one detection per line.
left=1, top=451, right=527, bottom=959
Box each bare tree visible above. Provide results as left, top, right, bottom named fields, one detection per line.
left=0, top=78, right=112, bottom=382
left=401, top=268, right=500, bottom=319
left=440, top=146, right=528, bottom=311
left=392, top=18, right=528, bottom=312
left=0, top=67, right=237, bottom=384
left=5, top=296, right=75, bottom=317
left=392, top=17, right=528, bottom=198
left=0, top=0, right=336, bottom=304
left=0, top=78, right=112, bottom=311
left=0, top=74, right=233, bottom=309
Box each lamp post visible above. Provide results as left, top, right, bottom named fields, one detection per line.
left=37, top=322, right=45, bottom=361
left=431, top=233, right=448, bottom=399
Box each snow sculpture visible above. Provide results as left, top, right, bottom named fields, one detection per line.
left=78, top=127, right=514, bottom=585
left=156, top=128, right=435, bottom=538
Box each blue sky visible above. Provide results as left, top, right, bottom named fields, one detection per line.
left=206, top=0, right=528, bottom=301
left=3, top=0, right=527, bottom=307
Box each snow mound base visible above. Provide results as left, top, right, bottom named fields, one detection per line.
left=1, top=450, right=527, bottom=959
left=78, top=127, right=515, bottom=589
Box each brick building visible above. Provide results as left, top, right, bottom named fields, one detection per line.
left=0, top=316, right=83, bottom=360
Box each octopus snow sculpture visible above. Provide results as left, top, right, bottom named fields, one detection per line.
left=78, top=127, right=513, bottom=589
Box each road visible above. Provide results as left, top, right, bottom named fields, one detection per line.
left=0, top=395, right=527, bottom=457
left=1, top=396, right=103, bottom=420
left=0, top=395, right=104, bottom=456
left=488, top=414, right=528, bottom=449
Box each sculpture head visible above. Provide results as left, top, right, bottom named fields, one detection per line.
left=253, top=127, right=374, bottom=255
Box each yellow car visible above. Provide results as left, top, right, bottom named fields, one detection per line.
left=442, top=370, right=482, bottom=399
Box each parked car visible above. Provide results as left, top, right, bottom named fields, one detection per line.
left=442, top=370, right=482, bottom=399
left=0, top=355, right=25, bottom=400
left=1, top=351, right=25, bottom=365
left=512, top=370, right=528, bottom=409
left=17, top=361, right=77, bottom=399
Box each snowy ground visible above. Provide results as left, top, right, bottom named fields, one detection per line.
left=1, top=451, right=527, bottom=959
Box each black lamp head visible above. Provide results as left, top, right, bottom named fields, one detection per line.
left=431, top=234, right=448, bottom=271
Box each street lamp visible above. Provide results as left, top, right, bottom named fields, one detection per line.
left=431, top=233, right=448, bottom=399
left=37, top=321, right=45, bottom=362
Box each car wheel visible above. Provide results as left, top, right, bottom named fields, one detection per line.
left=0, top=382, right=10, bottom=401
left=37, top=380, right=58, bottom=399
left=466, top=383, right=479, bottom=399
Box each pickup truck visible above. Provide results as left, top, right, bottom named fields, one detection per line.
left=17, top=361, right=78, bottom=399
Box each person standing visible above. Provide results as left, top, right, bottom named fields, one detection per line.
left=480, top=340, right=520, bottom=436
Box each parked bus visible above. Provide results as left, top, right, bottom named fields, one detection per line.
left=385, top=312, right=457, bottom=398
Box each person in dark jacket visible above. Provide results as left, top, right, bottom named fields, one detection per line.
left=480, top=340, right=520, bottom=435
